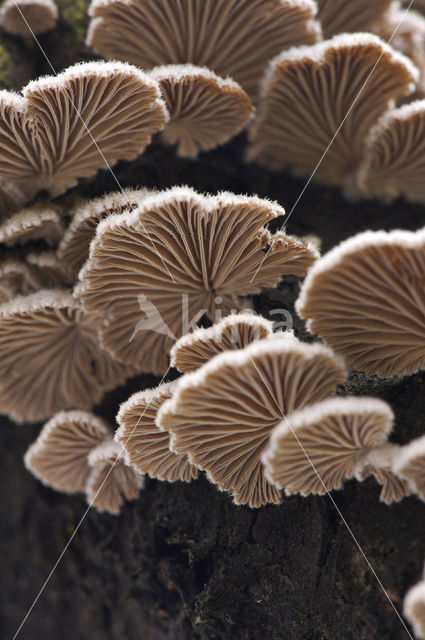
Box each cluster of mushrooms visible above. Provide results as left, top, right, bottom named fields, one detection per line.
left=1, top=0, right=425, bottom=636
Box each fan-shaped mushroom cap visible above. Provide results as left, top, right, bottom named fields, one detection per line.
left=0, top=203, right=63, bottom=247
left=248, top=34, right=417, bottom=187
left=24, top=410, right=111, bottom=493
left=262, top=397, right=394, bottom=496
left=0, top=61, right=167, bottom=212
left=86, top=439, right=143, bottom=514
left=0, top=257, right=41, bottom=302
left=58, top=188, right=151, bottom=277
left=296, top=228, right=425, bottom=377
left=393, top=435, right=425, bottom=500
left=0, top=290, right=136, bottom=422
left=0, top=0, right=58, bottom=35
left=404, top=580, right=425, bottom=640
left=26, top=250, right=73, bottom=287
left=316, top=0, right=394, bottom=39
left=170, top=312, right=274, bottom=373
left=357, top=101, right=425, bottom=201
left=87, top=0, right=321, bottom=101
left=150, top=64, right=254, bottom=158
left=157, top=337, right=347, bottom=508
left=116, top=382, right=198, bottom=482
left=78, top=186, right=317, bottom=373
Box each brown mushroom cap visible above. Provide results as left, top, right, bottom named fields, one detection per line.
left=0, top=61, right=167, bottom=213
left=0, top=0, right=58, bottom=36
left=393, top=435, right=425, bottom=500
left=24, top=410, right=111, bottom=493
left=248, top=34, right=417, bottom=187
left=150, top=64, right=254, bottom=158
left=116, top=382, right=198, bottom=482
left=404, top=580, right=425, bottom=640
left=78, top=187, right=317, bottom=373
left=87, top=0, right=321, bottom=101
left=316, top=0, right=394, bottom=39
left=357, top=101, right=425, bottom=201
left=296, top=228, right=425, bottom=377
left=0, top=256, right=41, bottom=302
left=86, top=439, right=143, bottom=514
left=262, top=397, right=394, bottom=496
left=157, top=336, right=347, bottom=508
left=0, top=290, right=136, bottom=422
left=0, top=203, right=64, bottom=247
left=26, top=250, right=74, bottom=287
left=170, top=312, right=274, bottom=373
left=58, top=188, right=151, bottom=277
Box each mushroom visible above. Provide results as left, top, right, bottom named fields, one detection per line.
left=0, top=61, right=167, bottom=214
left=0, top=290, right=136, bottom=422
left=316, top=0, right=394, bottom=39
left=58, top=188, right=152, bottom=278
left=149, top=64, right=254, bottom=157
left=24, top=410, right=112, bottom=493
left=355, top=442, right=413, bottom=505
left=116, top=382, right=198, bottom=482
left=248, top=34, right=417, bottom=188
left=0, top=0, right=58, bottom=36
left=157, top=336, right=347, bottom=508
left=393, top=435, right=425, bottom=501
left=404, top=579, right=425, bottom=640
left=0, top=256, right=41, bottom=302
left=170, top=312, right=274, bottom=373
left=262, top=397, right=395, bottom=496
left=357, top=100, right=425, bottom=201
left=86, top=439, right=143, bottom=514
left=26, top=250, right=73, bottom=287
left=78, top=187, right=317, bottom=374
left=87, top=0, right=321, bottom=101
left=0, top=203, right=64, bottom=247
left=296, top=228, right=425, bottom=377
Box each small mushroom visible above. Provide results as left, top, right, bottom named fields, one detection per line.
left=116, top=382, right=198, bottom=482
left=296, top=228, right=425, bottom=377
left=316, top=0, right=394, bottom=39
left=0, top=256, right=41, bottom=302
left=24, top=410, right=111, bottom=492
left=86, top=439, right=143, bottom=514
left=404, top=579, right=425, bottom=640
left=262, top=397, right=394, bottom=496
left=170, top=312, right=274, bottom=373
left=248, top=34, right=417, bottom=188
left=87, top=0, right=321, bottom=101
left=0, top=203, right=64, bottom=247
left=157, top=336, right=347, bottom=508
left=150, top=64, right=254, bottom=157
left=393, top=435, right=425, bottom=500
left=26, top=250, right=74, bottom=287
left=0, top=0, right=58, bottom=36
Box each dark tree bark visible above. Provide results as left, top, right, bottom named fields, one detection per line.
left=2, top=14, right=425, bottom=640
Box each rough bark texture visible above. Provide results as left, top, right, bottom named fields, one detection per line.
left=2, top=13, right=425, bottom=640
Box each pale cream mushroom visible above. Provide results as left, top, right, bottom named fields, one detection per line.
left=296, top=228, right=425, bottom=377
left=150, top=64, right=254, bottom=157
left=24, top=410, right=111, bottom=492
left=157, top=336, right=347, bottom=508
left=248, top=34, right=417, bottom=189
left=404, top=579, right=425, bottom=640
left=78, top=187, right=317, bottom=374
left=170, top=313, right=274, bottom=373
left=87, top=0, right=321, bottom=101
left=393, top=435, right=425, bottom=500
left=0, top=203, right=64, bottom=246
left=316, top=0, right=394, bottom=39
left=116, top=382, right=198, bottom=482
left=0, top=0, right=58, bottom=36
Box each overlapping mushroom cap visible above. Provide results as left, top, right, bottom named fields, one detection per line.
left=24, top=410, right=111, bottom=492
left=87, top=0, right=321, bottom=101
left=170, top=313, right=274, bottom=373
left=116, top=382, right=198, bottom=482
left=78, top=187, right=317, bottom=373
left=262, top=397, right=394, bottom=496
left=150, top=64, right=254, bottom=157
left=0, top=0, right=58, bottom=36
left=0, top=290, right=136, bottom=422
left=157, top=336, right=347, bottom=508
left=0, top=61, right=167, bottom=214
left=296, top=228, right=425, bottom=377
left=393, top=435, right=425, bottom=500
left=0, top=256, right=41, bottom=302
left=316, top=0, right=394, bottom=39
left=0, top=203, right=63, bottom=246
left=405, top=579, right=425, bottom=640
left=248, top=34, right=417, bottom=187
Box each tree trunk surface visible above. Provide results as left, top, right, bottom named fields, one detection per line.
left=2, top=13, right=425, bottom=640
